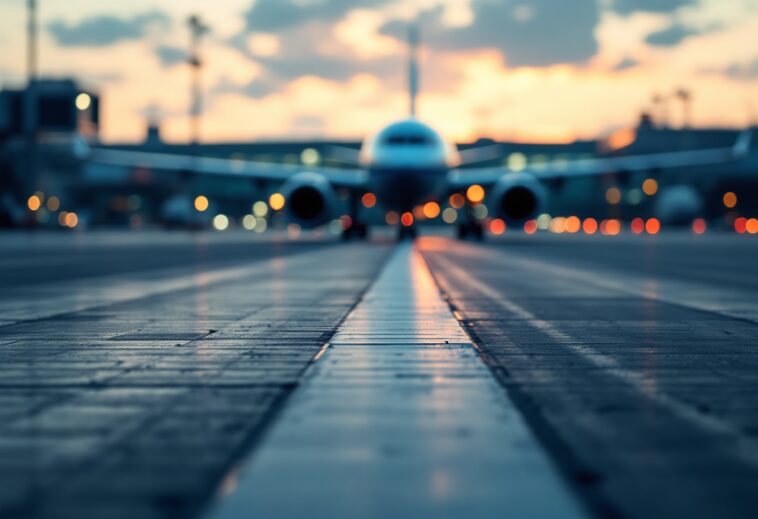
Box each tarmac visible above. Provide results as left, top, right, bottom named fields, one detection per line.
left=1, top=230, right=757, bottom=518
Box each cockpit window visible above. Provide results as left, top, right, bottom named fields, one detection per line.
left=385, top=134, right=431, bottom=145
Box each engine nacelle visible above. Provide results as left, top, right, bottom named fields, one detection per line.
left=280, top=172, right=336, bottom=228
left=490, top=173, right=546, bottom=222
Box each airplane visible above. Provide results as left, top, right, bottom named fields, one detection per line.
left=87, top=27, right=754, bottom=240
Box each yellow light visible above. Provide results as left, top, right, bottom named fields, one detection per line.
left=723, top=192, right=738, bottom=209
left=466, top=184, right=485, bottom=204
left=194, top=195, right=209, bottom=212
left=27, top=195, right=41, bottom=211
left=46, top=196, right=60, bottom=212
left=423, top=201, right=441, bottom=219
left=269, top=193, right=285, bottom=211
left=442, top=208, right=457, bottom=224
left=75, top=93, right=92, bottom=111
left=64, top=212, right=78, bottom=228
left=605, top=187, right=622, bottom=205
left=213, top=214, right=230, bottom=231
left=642, top=178, right=658, bottom=196
left=449, top=193, right=465, bottom=209
left=361, top=192, right=377, bottom=208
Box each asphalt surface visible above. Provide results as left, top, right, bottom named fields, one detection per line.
left=1, top=230, right=757, bottom=518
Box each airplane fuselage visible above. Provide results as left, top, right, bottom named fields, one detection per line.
left=360, top=119, right=457, bottom=212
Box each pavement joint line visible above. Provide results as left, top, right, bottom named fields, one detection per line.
left=208, top=243, right=588, bottom=519
left=0, top=245, right=353, bottom=327
left=429, top=250, right=758, bottom=469
left=482, top=242, right=758, bottom=325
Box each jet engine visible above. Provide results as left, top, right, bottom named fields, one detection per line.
left=490, top=173, right=546, bottom=222
left=280, top=172, right=336, bottom=228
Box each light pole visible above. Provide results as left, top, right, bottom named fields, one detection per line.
left=25, top=0, right=39, bottom=198
left=187, top=15, right=209, bottom=151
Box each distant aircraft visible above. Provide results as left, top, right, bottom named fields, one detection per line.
left=88, top=27, right=753, bottom=239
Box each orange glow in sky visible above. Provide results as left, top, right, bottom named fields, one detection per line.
left=1, top=1, right=756, bottom=143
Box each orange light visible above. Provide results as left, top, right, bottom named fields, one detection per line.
left=423, top=201, right=441, bottom=219
left=630, top=217, right=645, bottom=234
left=747, top=218, right=758, bottom=235
left=489, top=218, right=506, bottom=235
left=605, top=187, right=622, bottom=205
left=64, top=212, right=78, bottom=228
left=27, top=195, right=41, bottom=211
left=523, top=220, right=538, bottom=235
left=385, top=211, right=399, bottom=225
left=645, top=218, right=661, bottom=235
left=605, top=219, right=621, bottom=236
left=413, top=205, right=426, bottom=220
left=269, top=193, right=285, bottom=211
left=550, top=216, right=566, bottom=234
left=466, top=184, right=485, bottom=204
left=565, top=216, right=581, bottom=233
left=692, top=218, right=706, bottom=234
left=449, top=193, right=465, bottom=209
left=642, top=178, right=658, bottom=196
left=361, top=192, right=377, bottom=208
left=401, top=212, right=414, bottom=227
left=723, top=192, right=738, bottom=209
left=582, top=218, right=598, bottom=234
left=194, top=195, right=209, bottom=212
left=734, top=217, right=747, bottom=234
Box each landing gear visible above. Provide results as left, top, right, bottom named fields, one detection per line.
left=457, top=222, right=484, bottom=241
left=342, top=223, right=369, bottom=241
left=398, top=225, right=417, bottom=241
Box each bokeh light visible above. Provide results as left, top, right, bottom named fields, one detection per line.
left=466, top=185, right=485, bottom=204
left=269, top=193, right=285, bottom=211
left=194, top=195, right=209, bottom=212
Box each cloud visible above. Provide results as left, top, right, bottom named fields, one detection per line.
left=613, top=0, right=697, bottom=14
left=613, top=57, right=640, bottom=71
left=382, top=0, right=599, bottom=67
left=243, top=0, right=390, bottom=32
left=645, top=23, right=700, bottom=46
left=723, top=58, right=758, bottom=80
left=155, top=45, right=186, bottom=67
left=47, top=11, right=171, bottom=47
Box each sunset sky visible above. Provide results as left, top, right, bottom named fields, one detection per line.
left=1, top=0, right=757, bottom=143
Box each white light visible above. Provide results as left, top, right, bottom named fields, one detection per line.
left=537, top=213, right=551, bottom=230
left=506, top=152, right=527, bottom=172
left=75, top=93, right=92, bottom=111
left=442, top=208, right=457, bottom=224
left=254, top=218, right=268, bottom=233
left=301, top=148, right=320, bottom=166
left=242, top=214, right=257, bottom=230
left=472, top=204, right=488, bottom=220
left=252, top=201, right=268, bottom=217
left=213, top=214, right=229, bottom=231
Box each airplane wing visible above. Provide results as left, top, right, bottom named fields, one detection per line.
left=448, top=129, right=753, bottom=187
left=87, top=148, right=369, bottom=188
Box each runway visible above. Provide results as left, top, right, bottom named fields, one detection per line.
left=1, top=231, right=757, bottom=518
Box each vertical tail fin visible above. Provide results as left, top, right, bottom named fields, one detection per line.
left=408, top=24, right=419, bottom=118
